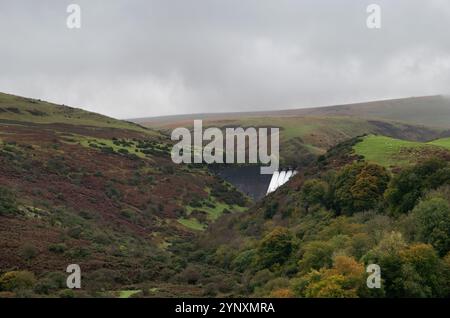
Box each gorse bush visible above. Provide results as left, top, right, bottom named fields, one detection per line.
left=0, top=271, right=36, bottom=292
left=0, top=186, right=18, bottom=216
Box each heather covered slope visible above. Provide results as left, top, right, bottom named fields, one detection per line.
left=0, top=93, right=249, bottom=297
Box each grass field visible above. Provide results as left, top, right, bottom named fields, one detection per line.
left=178, top=195, right=248, bottom=231
left=75, top=136, right=148, bottom=159
left=186, top=197, right=247, bottom=221
left=118, top=290, right=141, bottom=298
left=429, top=137, right=450, bottom=148
left=0, top=92, right=154, bottom=135
left=354, top=135, right=450, bottom=168
left=177, top=218, right=206, bottom=231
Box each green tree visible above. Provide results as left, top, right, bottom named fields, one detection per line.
left=333, top=163, right=389, bottom=215
left=294, top=256, right=366, bottom=298
left=364, top=233, right=447, bottom=297
left=300, top=179, right=329, bottom=212
left=257, top=227, right=293, bottom=269
left=412, top=198, right=450, bottom=256
left=385, top=158, right=450, bottom=215
left=399, top=244, right=445, bottom=297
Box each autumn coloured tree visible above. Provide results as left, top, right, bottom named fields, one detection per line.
left=333, top=163, right=389, bottom=215
left=257, top=227, right=293, bottom=269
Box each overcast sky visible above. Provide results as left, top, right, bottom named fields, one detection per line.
left=1, top=0, right=450, bottom=119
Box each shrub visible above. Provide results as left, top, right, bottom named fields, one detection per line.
left=0, top=271, right=36, bottom=291
left=58, top=289, right=75, bottom=298
left=68, top=226, right=83, bottom=239
left=19, top=244, right=38, bottom=261
left=48, top=243, right=67, bottom=254
left=0, top=186, right=18, bottom=216
left=34, top=272, right=66, bottom=295
left=180, top=266, right=201, bottom=285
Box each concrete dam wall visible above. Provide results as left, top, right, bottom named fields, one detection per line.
left=211, top=166, right=297, bottom=201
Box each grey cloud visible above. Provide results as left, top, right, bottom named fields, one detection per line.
left=0, top=0, right=450, bottom=118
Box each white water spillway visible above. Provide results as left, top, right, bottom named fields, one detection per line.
left=266, top=169, right=297, bottom=195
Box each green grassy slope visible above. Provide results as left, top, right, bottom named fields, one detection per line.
left=429, top=137, right=450, bottom=148
left=0, top=92, right=153, bottom=134
left=353, top=135, right=450, bottom=168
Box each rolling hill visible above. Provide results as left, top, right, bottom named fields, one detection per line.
left=0, top=92, right=249, bottom=297
left=2, top=91, right=450, bottom=298
left=0, top=92, right=153, bottom=134
left=133, top=96, right=450, bottom=167
left=135, top=95, right=450, bottom=129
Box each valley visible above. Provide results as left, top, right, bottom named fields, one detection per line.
left=1, top=92, right=450, bottom=298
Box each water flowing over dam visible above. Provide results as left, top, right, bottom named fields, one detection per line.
left=266, top=169, right=297, bottom=194
left=210, top=166, right=297, bottom=201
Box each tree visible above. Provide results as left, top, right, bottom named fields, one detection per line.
left=232, top=249, right=257, bottom=272
left=362, top=232, right=407, bottom=297
left=364, top=233, right=447, bottom=297
left=333, top=163, right=361, bottom=214
left=412, top=198, right=450, bottom=256
left=270, top=288, right=294, bottom=298
left=333, top=163, right=389, bottom=215
left=298, top=240, right=335, bottom=273
left=385, top=158, right=450, bottom=215
left=257, top=227, right=293, bottom=269
left=399, top=244, right=445, bottom=297
left=295, top=256, right=365, bottom=299
left=442, top=253, right=450, bottom=297
left=300, top=179, right=329, bottom=212
left=214, top=245, right=236, bottom=269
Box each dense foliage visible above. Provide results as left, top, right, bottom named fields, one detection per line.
left=195, top=158, right=450, bottom=298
